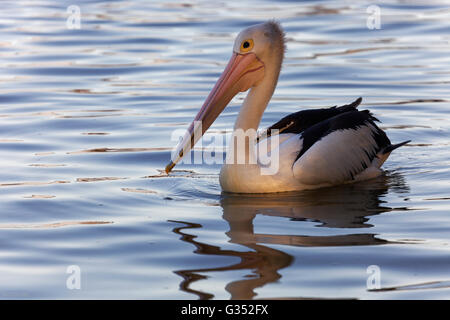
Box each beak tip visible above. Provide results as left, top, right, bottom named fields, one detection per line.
left=165, top=161, right=175, bottom=174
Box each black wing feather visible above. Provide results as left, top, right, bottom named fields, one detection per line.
left=258, top=97, right=362, bottom=142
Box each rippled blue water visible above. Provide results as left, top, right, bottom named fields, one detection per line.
left=0, top=0, right=449, bottom=299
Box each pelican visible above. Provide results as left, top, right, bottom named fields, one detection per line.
left=165, top=21, right=410, bottom=193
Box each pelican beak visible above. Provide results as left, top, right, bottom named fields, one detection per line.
left=165, top=52, right=265, bottom=173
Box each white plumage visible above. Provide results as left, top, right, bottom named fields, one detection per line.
left=293, top=124, right=379, bottom=185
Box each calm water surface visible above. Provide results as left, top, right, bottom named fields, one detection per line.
left=0, top=0, right=449, bottom=299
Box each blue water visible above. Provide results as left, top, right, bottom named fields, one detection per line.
left=0, top=0, right=449, bottom=299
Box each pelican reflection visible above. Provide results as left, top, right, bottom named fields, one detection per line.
left=172, top=173, right=409, bottom=299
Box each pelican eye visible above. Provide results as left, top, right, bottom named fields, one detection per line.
left=240, top=39, right=254, bottom=52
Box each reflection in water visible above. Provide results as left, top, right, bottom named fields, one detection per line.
left=172, top=220, right=292, bottom=300
left=172, top=173, right=410, bottom=299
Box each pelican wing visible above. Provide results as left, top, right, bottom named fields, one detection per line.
left=292, top=109, right=391, bottom=185
left=258, top=97, right=362, bottom=142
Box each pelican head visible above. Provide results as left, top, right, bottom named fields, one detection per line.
left=166, top=21, right=285, bottom=173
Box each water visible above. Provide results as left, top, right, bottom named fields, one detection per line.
left=0, top=0, right=449, bottom=299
